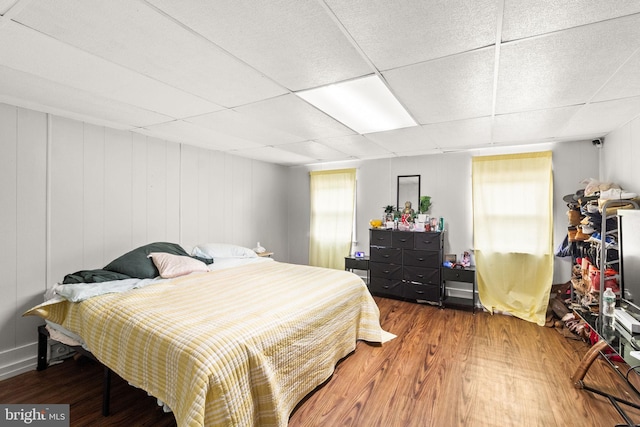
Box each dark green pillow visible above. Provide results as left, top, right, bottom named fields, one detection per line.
left=63, top=269, right=132, bottom=284
left=103, top=242, right=191, bottom=279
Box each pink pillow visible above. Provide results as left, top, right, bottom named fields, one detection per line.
left=148, top=252, right=209, bottom=279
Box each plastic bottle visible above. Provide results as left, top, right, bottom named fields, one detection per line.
left=603, top=287, right=616, bottom=322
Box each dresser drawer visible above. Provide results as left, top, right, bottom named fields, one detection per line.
left=370, top=229, right=392, bottom=247
left=404, top=282, right=440, bottom=302
left=403, top=249, right=440, bottom=268
left=370, top=247, right=402, bottom=264
left=369, top=277, right=403, bottom=298
left=370, top=261, right=403, bottom=280
left=414, top=232, right=441, bottom=251
left=403, top=265, right=440, bottom=285
left=391, top=231, right=414, bottom=249
left=442, top=268, right=475, bottom=283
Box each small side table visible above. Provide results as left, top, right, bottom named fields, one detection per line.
left=442, top=267, right=476, bottom=313
left=257, top=252, right=273, bottom=258
left=345, top=256, right=369, bottom=284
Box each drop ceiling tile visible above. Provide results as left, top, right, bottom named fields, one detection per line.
left=593, top=50, right=640, bottom=102
left=493, top=105, right=581, bottom=143
left=325, top=0, right=498, bottom=70
left=496, top=14, right=640, bottom=114
left=277, top=140, right=351, bottom=162
left=502, top=0, right=640, bottom=41
left=0, top=20, right=223, bottom=119
left=560, top=97, right=640, bottom=137
left=365, top=125, right=437, bottom=154
left=186, top=109, right=302, bottom=146
left=0, top=65, right=172, bottom=129
left=231, top=146, right=316, bottom=166
left=13, top=0, right=286, bottom=108
left=148, top=0, right=372, bottom=91
left=138, top=120, right=264, bottom=151
left=394, top=148, right=443, bottom=157
left=315, top=134, right=393, bottom=159
left=0, top=0, right=19, bottom=15
left=384, top=48, right=495, bottom=124
left=2, top=1, right=640, bottom=166
left=234, top=94, right=355, bottom=140
left=422, top=117, right=493, bottom=149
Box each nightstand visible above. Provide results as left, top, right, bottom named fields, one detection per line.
left=442, top=267, right=476, bottom=313
left=257, top=252, right=273, bottom=258
left=345, top=256, right=369, bottom=284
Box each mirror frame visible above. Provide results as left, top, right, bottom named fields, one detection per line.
left=397, top=175, right=421, bottom=215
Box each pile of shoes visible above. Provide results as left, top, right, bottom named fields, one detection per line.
left=563, top=189, right=598, bottom=243
left=545, top=284, right=589, bottom=340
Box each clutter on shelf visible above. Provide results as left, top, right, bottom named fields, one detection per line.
left=375, top=197, right=442, bottom=232
left=561, top=179, right=638, bottom=304
left=551, top=179, right=639, bottom=342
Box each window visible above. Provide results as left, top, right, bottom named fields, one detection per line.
left=309, top=169, right=356, bottom=269
left=472, top=151, right=553, bottom=325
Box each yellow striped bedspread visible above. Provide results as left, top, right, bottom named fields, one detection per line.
left=25, top=260, right=385, bottom=426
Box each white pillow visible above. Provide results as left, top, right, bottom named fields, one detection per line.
left=148, top=252, right=209, bottom=279
left=191, top=243, right=258, bottom=259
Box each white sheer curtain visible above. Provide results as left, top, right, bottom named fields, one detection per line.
left=472, top=152, right=553, bottom=325
left=309, top=169, right=356, bottom=270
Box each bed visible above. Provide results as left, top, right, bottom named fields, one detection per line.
left=24, top=242, right=388, bottom=427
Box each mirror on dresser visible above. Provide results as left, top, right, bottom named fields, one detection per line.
left=397, top=175, right=420, bottom=214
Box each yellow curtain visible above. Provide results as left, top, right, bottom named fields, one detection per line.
left=472, top=152, right=553, bottom=325
left=309, top=169, right=356, bottom=270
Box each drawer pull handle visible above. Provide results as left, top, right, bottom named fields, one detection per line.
left=417, top=274, right=424, bottom=278
left=417, top=258, right=424, bottom=261
left=383, top=255, right=389, bottom=258
left=399, top=239, right=407, bottom=242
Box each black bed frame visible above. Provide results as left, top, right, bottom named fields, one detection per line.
left=37, top=325, right=112, bottom=416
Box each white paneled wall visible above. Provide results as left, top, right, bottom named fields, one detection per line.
left=601, top=115, right=640, bottom=192
left=15, top=108, right=48, bottom=354
left=0, top=105, right=47, bottom=379
left=0, top=103, right=289, bottom=380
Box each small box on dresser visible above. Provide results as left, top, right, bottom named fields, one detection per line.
left=369, top=229, right=444, bottom=304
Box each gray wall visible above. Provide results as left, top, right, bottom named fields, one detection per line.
left=0, top=102, right=290, bottom=379
left=287, top=140, right=600, bottom=290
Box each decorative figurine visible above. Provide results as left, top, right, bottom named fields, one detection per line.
left=400, top=201, right=415, bottom=224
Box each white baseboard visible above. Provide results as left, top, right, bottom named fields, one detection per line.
left=0, top=342, right=38, bottom=381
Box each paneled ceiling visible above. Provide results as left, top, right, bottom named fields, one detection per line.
left=1, top=0, right=640, bottom=166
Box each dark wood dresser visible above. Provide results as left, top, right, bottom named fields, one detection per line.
left=369, top=229, right=444, bottom=304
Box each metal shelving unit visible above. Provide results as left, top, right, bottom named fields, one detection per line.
left=598, top=199, right=639, bottom=312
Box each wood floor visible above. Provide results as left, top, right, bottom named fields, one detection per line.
left=2, top=296, right=639, bottom=426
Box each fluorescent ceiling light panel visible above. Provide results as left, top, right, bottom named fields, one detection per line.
left=296, top=75, right=417, bottom=134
